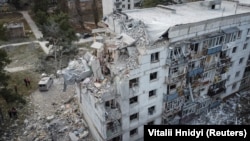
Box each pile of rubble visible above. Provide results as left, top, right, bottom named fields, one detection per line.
left=187, top=91, right=250, bottom=125
left=21, top=99, right=90, bottom=141
left=1, top=78, right=94, bottom=141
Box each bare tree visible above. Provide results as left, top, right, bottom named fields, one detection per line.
left=75, top=0, right=85, bottom=30
left=43, top=13, right=77, bottom=76
left=92, top=0, right=99, bottom=28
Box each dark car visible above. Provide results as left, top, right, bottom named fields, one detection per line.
left=82, top=33, right=92, bottom=39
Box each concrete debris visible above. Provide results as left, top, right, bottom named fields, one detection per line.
left=46, top=115, right=54, bottom=121
left=0, top=78, right=93, bottom=141
left=62, top=58, right=92, bottom=86
left=69, top=132, right=79, bottom=141
left=184, top=91, right=250, bottom=125
left=79, top=130, right=89, bottom=139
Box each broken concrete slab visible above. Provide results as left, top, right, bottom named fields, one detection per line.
left=46, top=115, right=54, bottom=121
left=69, top=132, right=79, bottom=141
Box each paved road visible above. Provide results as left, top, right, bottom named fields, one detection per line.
left=20, top=11, right=43, bottom=39
left=0, top=41, right=38, bottom=49
left=1, top=11, right=94, bottom=55
left=4, top=65, right=33, bottom=72
left=20, top=11, right=50, bottom=54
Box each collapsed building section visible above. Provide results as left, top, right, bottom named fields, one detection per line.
left=62, top=0, right=250, bottom=141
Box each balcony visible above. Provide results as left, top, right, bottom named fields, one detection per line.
left=105, top=107, right=121, bottom=122
left=106, top=122, right=122, bottom=140
left=207, top=80, right=226, bottom=96
left=188, top=67, right=203, bottom=77
left=171, top=70, right=186, bottom=78
left=166, top=57, right=187, bottom=66
left=206, top=45, right=222, bottom=55
left=190, top=51, right=205, bottom=59
left=204, top=63, right=217, bottom=71
left=207, top=87, right=226, bottom=96
left=220, top=56, right=232, bottom=66
left=164, top=92, right=178, bottom=102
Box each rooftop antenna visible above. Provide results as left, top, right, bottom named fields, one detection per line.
left=234, top=0, right=239, bottom=14
left=222, top=7, right=225, bottom=17
left=219, top=7, right=225, bottom=31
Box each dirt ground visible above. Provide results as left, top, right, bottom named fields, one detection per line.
left=1, top=43, right=93, bottom=141
left=5, top=43, right=44, bottom=68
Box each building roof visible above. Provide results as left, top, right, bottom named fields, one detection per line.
left=238, top=0, right=250, bottom=6
left=123, top=0, right=250, bottom=42
left=5, top=23, right=24, bottom=29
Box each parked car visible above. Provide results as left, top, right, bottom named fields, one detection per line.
left=82, top=33, right=92, bottom=39
left=38, top=76, right=53, bottom=91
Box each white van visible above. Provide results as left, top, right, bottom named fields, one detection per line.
left=38, top=76, right=53, bottom=91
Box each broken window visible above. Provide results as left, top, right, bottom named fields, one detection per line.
left=243, top=43, right=248, bottom=50
left=148, top=106, right=155, bottom=115
left=129, top=96, right=138, bottom=105
left=203, top=40, right=209, bottom=48
left=170, top=84, right=176, bottom=90
left=189, top=62, right=195, bottom=69
left=149, top=89, right=156, bottom=98
left=190, top=43, right=199, bottom=53
left=211, top=4, right=215, bottom=9
left=174, top=48, right=181, bottom=56
left=232, top=83, right=237, bottom=90
left=147, top=121, right=154, bottom=125
left=235, top=71, right=240, bottom=78
left=129, top=78, right=139, bottom=88
left=150, top=72, right=158, bottom=81
left=232, top=46, right=237, bottom=53
left=203, top=72, right=209, bottom=80
left=239, top=57, right=244, bottom=64
left=151, top=52, right=159, bottom=63
left=105, top=99, right=116, bottom=109
left=130, top=128, right=138, bottom=136
left=225, top=32, right=238, bottom=43
left=171, top=67, right=178, bottom=74
left=130, top=113, right=138, bottom=121
left=237, top=30, right=242, bottom=39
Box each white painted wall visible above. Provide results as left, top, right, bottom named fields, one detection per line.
left=102, top=0, right=114, bottom=16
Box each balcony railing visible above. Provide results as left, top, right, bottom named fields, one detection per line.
left=220, top=56, right=232, bottom=66
left=204, top=63, right=217, bottom=71
left=206, top=45, right=222, bottom=55
left=105, top=107, right=121, bottom=122
left=106, top=124, right=122, bottom=140
left=207, top=87, right=226, bottom=96
left=166, top=57, right=187, bottom=66
left=188, top=67, right=203, bottom=77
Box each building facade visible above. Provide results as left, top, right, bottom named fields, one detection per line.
left=102, top=0, right=143, bottom=16
left=71, top=0, right=250, bottom=141
left=5, top=22, right=25, bottom=38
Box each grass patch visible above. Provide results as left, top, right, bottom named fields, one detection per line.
left=7, top=69, right=40, bottom=96
left=0, top=69, right=40, bottom=137
left=0, top=12, right=31, bottom=31
left=5, top=43, right=44, bottom=68
left=0, top=12, right=36, bottom=44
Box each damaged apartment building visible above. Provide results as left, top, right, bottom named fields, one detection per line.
left=62, top=0, right=250, bottom=141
